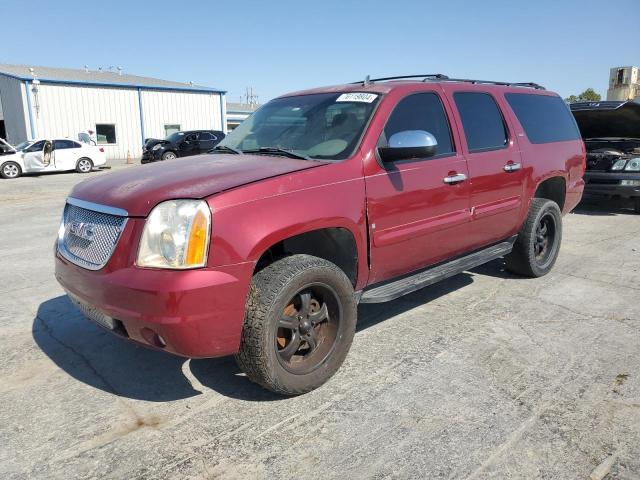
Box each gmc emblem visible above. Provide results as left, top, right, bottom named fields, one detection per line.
left=68, top=221, right=96, bottom=242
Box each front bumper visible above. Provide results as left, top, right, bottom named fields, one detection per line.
left=140, top=150, right=160, bottom=164
left=584, top=171, right=640, bottom=198
left=55, top=250, right=254, bottom=358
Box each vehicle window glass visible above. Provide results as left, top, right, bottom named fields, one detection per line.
left=454, top=92, right=508, bottom=152
left=217, top=92, right=380, bottom=160
left=198, top=132, right=214, bottom=141
left=185, top=134, right=197, bottom=142
left=505, top=93, right=581, bottom=144
left=26, top=140, right=46, bottom=152
left=165, top=132, right=185, bottom=142
left=96, top=124, right=116, bottom=144
left=383, top=93, right=454, bottom=156
left=53, top=140, right=77, bottom=149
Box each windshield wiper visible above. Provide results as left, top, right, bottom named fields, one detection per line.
left=209, top=145, right=242, bottom=154
left=243, top=147, right=310, bottom=161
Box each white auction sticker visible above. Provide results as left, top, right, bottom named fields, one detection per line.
left=336, top=92, right=378, bottom=103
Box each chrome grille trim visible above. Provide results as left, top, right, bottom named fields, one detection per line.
left=66, top=197, right=129, bottom=217
left=57, top=198, right=128, bottom=271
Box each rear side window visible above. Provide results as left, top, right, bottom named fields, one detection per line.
left=53, top=140, right=78, bottom=149
left=454, top=92, right=508, bottom=152
left=505, top=93, right=581, bottom=144
left=383, top=93, right=454, bottom=156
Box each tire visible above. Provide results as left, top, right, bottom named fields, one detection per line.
left=505, top=198, right=562, bottom=277
left=76, top=158, right=93, bottom=173
left=236, top=254, right=357, bottom=395
left=1, top=161, right=21, bottom=179
left=161, top=151, right=177, bottom=161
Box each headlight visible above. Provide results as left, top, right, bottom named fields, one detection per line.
left=137, top=199, right=211, bottom=269
left=624, top=158, right=640, bottom=171
left=611, top=159, right=627, bottom=171
left=152, top=143, right=163, bottom=151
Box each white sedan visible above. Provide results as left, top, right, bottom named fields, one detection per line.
left=0, top=137, right=107, bottom=179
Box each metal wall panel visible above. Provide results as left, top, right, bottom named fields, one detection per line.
left=140, top=90, right=222, bottom=141
left=33, top=83, right=142, bottom=160
left=0, top=74, right=29, bottom=144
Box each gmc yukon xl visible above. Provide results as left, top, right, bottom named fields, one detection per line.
left=55, top=75, right=586, bottom=394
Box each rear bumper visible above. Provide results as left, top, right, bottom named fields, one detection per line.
left=55, top=252, right=254, bottom=358
left=584, top=171, right=640, bottom=198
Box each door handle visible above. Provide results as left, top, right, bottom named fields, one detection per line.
left=503, top=162, right=521, bottom=172
left=443, top=173, right=467, bottom=184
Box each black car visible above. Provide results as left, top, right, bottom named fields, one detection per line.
left=571, top=101, right=640, bottom=213
left=141, top=130, right=225, bottom=163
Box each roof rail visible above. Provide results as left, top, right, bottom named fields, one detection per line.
left=352, top=74, right=545, bottom=90
left=352, top=74, right=449, bottom=85
left=444, top=78, right=546, bottom=90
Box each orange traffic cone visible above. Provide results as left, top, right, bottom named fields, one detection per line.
left=127, top=150, right=133, bottom=165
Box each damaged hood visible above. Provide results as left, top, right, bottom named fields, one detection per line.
left=570, top=100, right=640, bottom=140
left=70, top=153, right=326, bottom=216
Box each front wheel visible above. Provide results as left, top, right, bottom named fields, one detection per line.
left=505, top=198, right=562, bottom=277
left=1, top=161, right=21, bottom=179
left=236, top=255, right=357, bottom=395
left=76, top=158, right=93, bottom=173
left=161, top=151, right=177, bottom=161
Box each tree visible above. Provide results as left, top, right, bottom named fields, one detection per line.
left=565, top=88, right=601, bottom=103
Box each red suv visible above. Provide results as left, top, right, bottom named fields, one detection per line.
left=55, top=75, right=585, bottom=394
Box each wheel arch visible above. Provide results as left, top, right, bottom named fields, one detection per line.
left=252, top=226, right=360, bottom=288
left=533, top=175, right=566, bottom=212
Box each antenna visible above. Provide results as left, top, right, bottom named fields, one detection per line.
left=363, top=75, right=371, bottom=86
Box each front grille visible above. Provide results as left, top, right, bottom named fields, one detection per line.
left=58, top=202, right=127, bottom=270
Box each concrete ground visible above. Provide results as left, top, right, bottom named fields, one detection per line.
left=1, top=164, right=639, bottom=480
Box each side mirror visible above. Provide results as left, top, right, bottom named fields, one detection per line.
left=378, top=130, right=438, bottom=163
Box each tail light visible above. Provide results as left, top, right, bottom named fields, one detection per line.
left=99, top=147, right=105, bottom=153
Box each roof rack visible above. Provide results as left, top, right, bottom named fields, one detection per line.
left=353, top=74, right=545, bottom=90
left=352, top=74, right=449, bottom=85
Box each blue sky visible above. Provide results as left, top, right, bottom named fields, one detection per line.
left=1, top=0, right=637, bottom=102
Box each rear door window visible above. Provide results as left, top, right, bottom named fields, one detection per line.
left=454, top=92, right=508, bottom=152
left=383, top=92, right=455, bottom=156
left=505, top=93, right=581, bottom=144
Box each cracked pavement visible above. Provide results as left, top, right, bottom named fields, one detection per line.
left=1, top=165, right=639, bottom=479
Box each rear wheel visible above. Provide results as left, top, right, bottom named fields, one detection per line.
left=76, top=158, right=93, bottom=173
left=236, top=255, right=357, bottom=395
left=1, top=161, right=21, bottom=179
left=505, top=198, right=562, bottom=277
left=161, top=151, right=177, bottom=161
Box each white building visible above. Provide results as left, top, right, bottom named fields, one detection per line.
left=606, top=66, right=639, bottom=101
left=226, top=102, right=259, bottom=131
left=0, top=64, right=226, bottom=160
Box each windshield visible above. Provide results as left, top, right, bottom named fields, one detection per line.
left=217, top=92, right=380, bottom=160
left=15, top=141, right=33, bottom=151
left=165, top=132, right=185, bottom=143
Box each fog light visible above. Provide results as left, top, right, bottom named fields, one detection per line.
left=620, top=180, right=640, bottom=186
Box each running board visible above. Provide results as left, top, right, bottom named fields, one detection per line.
left=360, top=239, right=515, bottom=304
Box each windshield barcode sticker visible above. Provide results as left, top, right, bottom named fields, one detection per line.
left=336, top=93, right=378, bottom=103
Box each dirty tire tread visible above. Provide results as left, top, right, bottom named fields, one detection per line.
left=235, top=254, right=356, bottom=396
left=505, top=198, right=562, bottom=278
